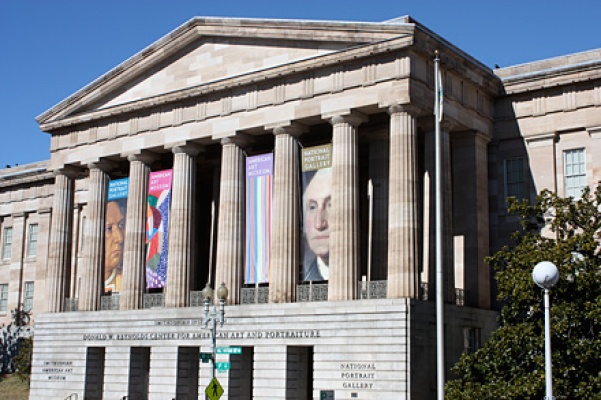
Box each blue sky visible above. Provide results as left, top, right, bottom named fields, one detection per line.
left=1, top=0, right=599, bottom=166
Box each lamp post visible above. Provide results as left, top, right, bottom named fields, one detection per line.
left=202, top=282, right=229, bottom=384
left=532, top=261, right=559, bottom=400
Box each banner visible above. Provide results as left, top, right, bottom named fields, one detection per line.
left=105, top=178, right=129, bottom=293
left=145, top=169, right=173, bottom=289
left=245, top=153, right=273, bottom=284
left=301, top=144, right=332, bottom=281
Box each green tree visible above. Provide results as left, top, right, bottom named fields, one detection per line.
left=14, top=337, right=32, bottom=383
left=446, top=186, right=601, bottom=399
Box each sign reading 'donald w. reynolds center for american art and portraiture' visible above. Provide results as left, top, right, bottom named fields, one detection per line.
left=245, top=153, right=273, bottom=284
left=105, top=178, right=129, bottom=293
left=145, top=169, right=173, bottom=289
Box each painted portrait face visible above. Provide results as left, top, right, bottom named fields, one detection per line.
left=104, top=201, right=125, bottom=275
left=303, top=168, right=332, bottom=263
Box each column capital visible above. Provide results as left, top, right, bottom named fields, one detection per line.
left=387, top=103, right=422, bottom=117
left=220, top=133, right=251, bottom=147
left=266, top=121, right=308, bottom=138
left=87, top=159, right=117, bottom=173
left=125, top=150, right=157, bottom=165
left=323, top=110, right=368, bottom=128
left=52, top=165, right=86, bottom=179
left=441, top=120, right=458, bottom=132
left=170, top=142, right=204, bottom=157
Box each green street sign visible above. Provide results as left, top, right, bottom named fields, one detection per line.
left=199, top=352, right=212, bottom=363
left=215, top=361, right=231, bottom=372
left=320, top=390, right=334, bottom=400
left=216, top=346, right=242, bottom=355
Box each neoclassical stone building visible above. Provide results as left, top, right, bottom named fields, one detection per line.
left=0, top=15, right=599, bottom=399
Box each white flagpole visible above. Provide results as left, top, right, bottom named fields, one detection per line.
left=434, top=49, right=445, bottom=400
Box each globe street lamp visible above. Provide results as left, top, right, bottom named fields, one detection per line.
left=202, top=282, right=229, bottom=383
left=532, top=261, right=559, bottom=400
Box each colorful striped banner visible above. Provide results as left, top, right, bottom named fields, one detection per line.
left=245, top=153, right=273, bottom=284
left=145, top=169, right=173, bottom=289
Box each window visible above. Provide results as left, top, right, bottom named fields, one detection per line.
left=0, top=284, right=8, bottom=312
left=463, top=327, right=482, bottom=353
left=24, top=281, right=34, bottom=312
left=2, top=227, right=13, bottom=260
left=504, top=157, right=526, bottom=201
left=79, top=216, right=86, bottom=253
left=27, top=223, right=39, bottom=257
left=564, top=148, right=586, bottom=198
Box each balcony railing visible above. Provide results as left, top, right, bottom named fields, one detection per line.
left=297, top=282, right=328, bottom=302
left=64, top=298, right=79, bottom=312
left=100, top=294, right=120, bottom=311
left=240, top=286, right=269, bottom=304
left=65, top=281, right=469, bottom=311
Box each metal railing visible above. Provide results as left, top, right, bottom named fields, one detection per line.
left=297, top=282, right=328, bottom=302
left=67, top=282, right=469, bottom=311
left=240, top=286, right=269, bottom=304
left=100, top=294, right=120, bottom=310
left=64, top=298, right=79, bottom=312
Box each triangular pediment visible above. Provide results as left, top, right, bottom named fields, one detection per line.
left=37, top=17, right=414, bottom=129
left=93, top=36, right=353, bottom=111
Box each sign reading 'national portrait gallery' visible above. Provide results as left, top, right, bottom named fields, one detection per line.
left=301, top=144, right=332, bottom=282
left=105, top=178, right=129, bottom=293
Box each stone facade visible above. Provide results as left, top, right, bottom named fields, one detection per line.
left=0, top=15, right=599, bottom=399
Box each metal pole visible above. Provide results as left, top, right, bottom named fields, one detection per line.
left=544, top=289, right=554, bottom=399
left=434, top=50, right=445, bottom=400
left=210, top=312, right=216, bottom=383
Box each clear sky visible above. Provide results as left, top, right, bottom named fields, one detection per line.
left=1, top=0, right=599, bottom=167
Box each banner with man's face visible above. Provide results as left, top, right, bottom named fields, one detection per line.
left=245, top=153, right=273, bottom=284
left=105, top=178, right=129, bottom=293
left=301, top=144, right=332, bottom=281
left=145, top=169, right=173, bottom=289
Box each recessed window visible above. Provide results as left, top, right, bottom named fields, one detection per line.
left=24, top=281, right=34, bottom=312
left=0, top=284, right=8, bottom=312
left=27, top=223, right=39, bottom=257
left=504, top=157, right=526, bottom=201
left=2, top=227, right=13, bottom=260
left=564, top=148, right=586, bottom=198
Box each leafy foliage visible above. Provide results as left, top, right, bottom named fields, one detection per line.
left=446, top=186, right=601, bottom=399
left=14, top=338, right=32, bottom=383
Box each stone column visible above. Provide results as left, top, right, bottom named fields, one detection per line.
left=165, top=144, right=202, bottom=308
left=452, top=131, right=491, bottom=309
left=387, top=105, right=420, bottom=298
left=9, top=213, right=27, bottom=314
left=121, top=152, right=154, bottom=310
left=327, top=111, right=366, bottom=301
left=46, top=169, right=76, bottom=313
left=79, top=162, right=110, bottom=311
left=268, top=123, right=304, bottom=303
left=214, top=137, right=246, bottom=304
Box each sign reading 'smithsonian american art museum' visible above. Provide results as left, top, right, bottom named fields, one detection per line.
left=245, top=153, right=273, bottom=284
left=145, top=169, right=173, bottom=289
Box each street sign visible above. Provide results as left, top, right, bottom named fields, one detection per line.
left=205, top=377, right=224, bottom=400
left=216, top=346, right=242, bottom=355
left=320, top=390, right=334, bottom=400
left=215, top=361, right=231, bottom=372
left=199, top=352, right=212, bottom=363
